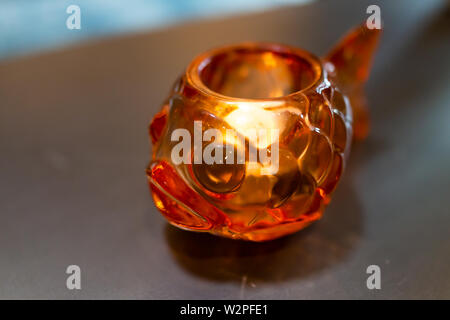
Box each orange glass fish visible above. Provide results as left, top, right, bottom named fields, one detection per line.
left=147, top=24, right=381, bottom=241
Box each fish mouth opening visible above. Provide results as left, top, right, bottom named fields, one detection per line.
left=190, top=43, right=322, bottom=100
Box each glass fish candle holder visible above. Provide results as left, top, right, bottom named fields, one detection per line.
left=147, top=24, right=380, bottom=241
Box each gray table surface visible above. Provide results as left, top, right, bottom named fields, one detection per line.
left=1, top=0, right=449, bottom=299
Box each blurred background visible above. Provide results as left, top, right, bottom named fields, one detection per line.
left=0, top=0, right=311, bottom=60
left=0, top=0, right=449, bottom=299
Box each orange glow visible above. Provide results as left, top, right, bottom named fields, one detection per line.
left=147, top=25, right=381, bottom=241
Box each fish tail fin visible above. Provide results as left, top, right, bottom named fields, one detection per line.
left=325, top=24, right=381, bottom=140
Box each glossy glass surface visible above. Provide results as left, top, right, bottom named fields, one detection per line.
left=147, top=25, right=380, bottom=241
